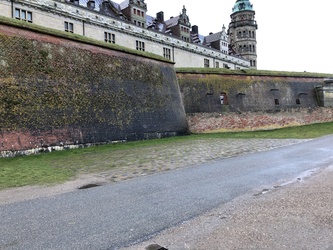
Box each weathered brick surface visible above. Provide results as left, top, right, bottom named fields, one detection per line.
left=187, top=107, right=333, bottom=133
left=0, top=24, right=188, bottom=153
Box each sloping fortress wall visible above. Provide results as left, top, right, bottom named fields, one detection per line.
left=0, top=21, right=188, bottom=155
left=1, top=19, right=333, bottom=156
left=177, top=69, right=333, bottom=132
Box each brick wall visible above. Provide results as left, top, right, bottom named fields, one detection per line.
left=187, top=108, right=333, bottom=133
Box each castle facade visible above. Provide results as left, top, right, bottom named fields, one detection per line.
left=0, top=0, right=257, bottom=69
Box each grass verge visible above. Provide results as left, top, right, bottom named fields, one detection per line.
left=1, top=122, right=333, bottom=189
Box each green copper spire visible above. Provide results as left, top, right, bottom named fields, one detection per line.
left=232, top=0, right=254, bottom=13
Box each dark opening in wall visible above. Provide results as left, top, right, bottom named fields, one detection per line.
left=296, top=99, right=301, bottom=105
left=275, top=99, right=280, bottom=105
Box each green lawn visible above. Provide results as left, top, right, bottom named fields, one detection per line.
left=1, top=121, right=333, bottom=190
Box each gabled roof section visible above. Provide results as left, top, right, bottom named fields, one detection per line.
left=165, top=16, right=179, bottom=29
left=204, top=32, right=223, bottom=45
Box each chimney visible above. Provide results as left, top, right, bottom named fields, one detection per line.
left=101, top=0, right=108, bottom=10
left=87, top=0, right=95, bottom=10
left=156, top=11, right=164, bottom=22
left=192, top=25, right=199, bottom=34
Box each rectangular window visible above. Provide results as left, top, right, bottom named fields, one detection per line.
left=15, top=8, right=32, bottom=23
left=163, top=48, right=171, bottom=60
left=134, top=9, right=137, bottom=15
left=215, top=62, right=219, bottom=68
left=64, top=21, right=74, bottom=33
left=136, top=40, right=145, bottom=51
left=204, top=59, right=210, bottom=68
left=104, top=32, right=115, bottom=43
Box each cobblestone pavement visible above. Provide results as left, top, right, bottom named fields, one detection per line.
left=91, top=138, right=310, bottom=183
left=0, top=138, right=310, bottom=205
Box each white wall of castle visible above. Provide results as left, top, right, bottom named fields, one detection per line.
left=0, top=0, right=250, bottom=69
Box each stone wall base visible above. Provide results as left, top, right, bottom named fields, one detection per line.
left=187, top=107, right=333, bottom=133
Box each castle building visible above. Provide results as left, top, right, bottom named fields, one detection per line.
left=228, top=0, right=258, bottom=68
left=0, top=0, right=255, bottom=69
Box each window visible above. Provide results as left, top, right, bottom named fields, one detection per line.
left=163, top=48, right=171, bottom=60
left=215, top=62, right=219, bottom=68
left=134, top=9, right=137, bottom=15
left=64, top=21, right=74, bottom=33
left=204, top=59, right=210, bottom=68
left=136, top=40, right=145, bottom=51
left=104, top=32, right=115, bottom=43
left=15, top=8, right=32, bottom=23
left=275, top=99, right=280, bottom=106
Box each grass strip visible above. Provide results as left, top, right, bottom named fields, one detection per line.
left=1, top=121, right=333, bottom=189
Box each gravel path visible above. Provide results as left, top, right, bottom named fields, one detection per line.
left=124, top=165, right=333, bottom=250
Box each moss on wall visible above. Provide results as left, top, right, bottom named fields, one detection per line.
left=0, top=23, right=187, bottom=151
left=176, top=68, right=333, bottom=78
left=177, top=72, right=327, bottom=113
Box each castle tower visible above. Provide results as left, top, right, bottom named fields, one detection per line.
left=228, top=0, right=258, bottom=69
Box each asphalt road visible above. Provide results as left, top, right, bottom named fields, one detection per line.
left=1, top=136, right=333, bottom=250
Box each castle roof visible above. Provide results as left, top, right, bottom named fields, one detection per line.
left=232, top=0, right=254, bottom=14
left=165, top=16, right=179, bottom=29
left=204, top=32, right=223, bottom=44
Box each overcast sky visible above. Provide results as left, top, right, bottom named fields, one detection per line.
left=145, top=0, right=333, bottom=74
